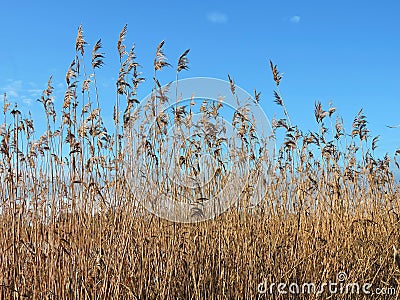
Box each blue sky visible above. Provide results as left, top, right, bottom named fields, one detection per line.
left=0, top=0, right=399, bottom=165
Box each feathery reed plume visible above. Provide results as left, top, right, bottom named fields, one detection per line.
left=0, top=26, right=399, bottom=300
left=254, top=89, right=261, bottom=104
left=227, top=74, right=235, bottom=95
left=269, top=60, right=282, bottom=86
left=372, top=135, right=380, bottom=151
left=3, top=92, right=10, bottom=115
left=273, top=90, right=283, bottom=106
left=314, top=101, right=327, bottom=123
left=75, top=24, right=87, bottom=56
left=352, top=108, right=369, bottom=141
left=154, top=40, right=171, bottom=71
left=118, top=24, right=128, bottom=61
left=92, top=39, right=105, bottom=69
left=177, top=49, right=190, bottom=72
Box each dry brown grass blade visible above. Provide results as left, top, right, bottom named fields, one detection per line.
left=394, top=246, right=400, bottom=270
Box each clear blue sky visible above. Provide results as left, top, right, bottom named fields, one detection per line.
left=0, top=0, right=399, bottom=163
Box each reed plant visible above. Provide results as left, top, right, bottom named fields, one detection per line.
left=0, top=25, right=399, bottom=299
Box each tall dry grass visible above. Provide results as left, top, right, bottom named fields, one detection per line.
left=1, top=25, right=400, bottom=299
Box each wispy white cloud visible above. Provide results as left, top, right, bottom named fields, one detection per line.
left=207, top=12, right=228, bottom=24
left=56, top=82, right=64, bottom=89
left=1, top=79, right=43, bottom=106
left=289, top=15, right=301, bottom=24
left=1, top=79, right=23, bottom=99
left=21, top=96, right=34, bottom=106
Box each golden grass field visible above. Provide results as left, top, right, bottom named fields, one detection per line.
left=1, top=25, right=400, bottom=299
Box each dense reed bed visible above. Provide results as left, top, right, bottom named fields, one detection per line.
left=1, top=25, right=400, bottom=299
